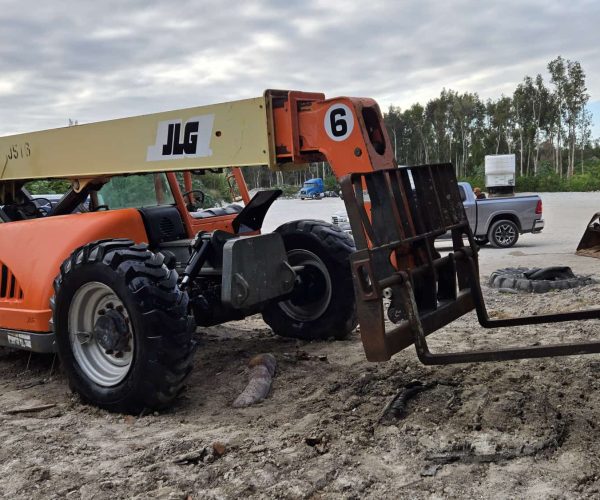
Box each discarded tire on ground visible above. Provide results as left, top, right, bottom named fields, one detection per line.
left=488, top=266, right=596, bottom=293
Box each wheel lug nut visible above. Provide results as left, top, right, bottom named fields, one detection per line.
left=114, top=351, right=123, bottom=358
left=98, top=309, right=106, bottom=315
left=115, top=305, right=124, bottom=312
left=105, top=349, right=114, bottom=355
left=106, top=302, right=114, bottom=309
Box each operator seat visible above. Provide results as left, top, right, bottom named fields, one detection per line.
left=190, top=203, right=243, bottom=219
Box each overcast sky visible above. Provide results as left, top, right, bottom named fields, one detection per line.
left=1, top=0, right=599, bottom=137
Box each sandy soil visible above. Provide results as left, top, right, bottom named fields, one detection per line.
left=1, top=192, right=600, bottom=499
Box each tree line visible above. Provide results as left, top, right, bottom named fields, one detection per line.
left=240, top=56, right=597, bottom=193
left=384, top=56, right=593, bottom=180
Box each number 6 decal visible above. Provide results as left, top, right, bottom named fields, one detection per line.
left=324, top=104, right=354, bottom=141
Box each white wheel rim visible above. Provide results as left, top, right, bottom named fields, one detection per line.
left=68, top=282, right=134, bottom=387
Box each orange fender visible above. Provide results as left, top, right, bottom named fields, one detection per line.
left=0, top=209, right=147, bottom=332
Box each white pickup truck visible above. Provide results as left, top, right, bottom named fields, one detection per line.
left=332, top=181, right=544, bottom=248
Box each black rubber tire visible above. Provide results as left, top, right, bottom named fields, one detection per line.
left=488, top=219, right=519, bottom=248
left=488, top=266, right=595, bottom=293
left=262, top=220, right=357, bottom=340
left=51, top=239, right=194, bottom=414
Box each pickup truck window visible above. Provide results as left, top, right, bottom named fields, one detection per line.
left=458, top=185, right=467, bottom=202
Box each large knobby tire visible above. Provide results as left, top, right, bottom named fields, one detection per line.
left=52, top=239, right=194, bottom=414
left=262, top=220, right=357, bottom=340
left=488, top=219, right=519, bottom=248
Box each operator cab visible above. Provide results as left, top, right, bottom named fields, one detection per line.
left=2, top=169, right=245, bottom=221
left=0, top=168, right=279, bottom=259
left=92, top=169, right=245, bottom=219
left=0, top=184, right=68, bottom=222
left=90, top=170, right=247, bottom=247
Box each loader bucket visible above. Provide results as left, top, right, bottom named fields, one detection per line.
left=340, top=164, right=600, bottom=365
left=576, top=212, right=600, bottom=258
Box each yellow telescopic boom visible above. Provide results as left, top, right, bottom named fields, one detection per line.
left=0, top=97, right=270, bottom=181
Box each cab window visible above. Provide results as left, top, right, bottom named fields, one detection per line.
left=99, top=173, right=175, bottom=209
left=179, top=169, right=242, bottom=213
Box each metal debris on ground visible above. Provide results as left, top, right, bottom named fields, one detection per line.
left=380, top=381, right=430, bottom=423
left=420, top=464, right=442, bottom=477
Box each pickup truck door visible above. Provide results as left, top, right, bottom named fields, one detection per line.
left=458, top=185, right=477, bottom=234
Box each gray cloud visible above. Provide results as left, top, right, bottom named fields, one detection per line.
left=1, top=0, right=599, bottom=135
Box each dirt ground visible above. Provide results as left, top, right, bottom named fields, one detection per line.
left=2, top=194, right=600, bottom=499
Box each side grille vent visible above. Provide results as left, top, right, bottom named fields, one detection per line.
left=0, top=263, right=23, bottom=301
left=159, top=217, right=176, bottom=237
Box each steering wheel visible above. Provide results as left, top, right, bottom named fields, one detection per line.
left=32, top=198, right=53, bottom=216
left=181, top=189, right=206, bottom=211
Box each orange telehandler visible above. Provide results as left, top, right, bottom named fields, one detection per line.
left=0, top=90, right=598, bottom=413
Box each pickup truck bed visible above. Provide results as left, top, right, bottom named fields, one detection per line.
left=331, top=180, right=544, bottom=248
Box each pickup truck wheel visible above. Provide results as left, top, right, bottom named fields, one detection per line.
left=51, top=239, right=194, bottom=414
left=262, top=220, right=357, bottom=340
left=488, top=220, right=519, bottom=248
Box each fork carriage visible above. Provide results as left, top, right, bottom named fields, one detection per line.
left=342, top=163, right=600, bottom=363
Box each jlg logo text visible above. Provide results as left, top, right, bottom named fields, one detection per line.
left=147, top=115, right=214, bottom=161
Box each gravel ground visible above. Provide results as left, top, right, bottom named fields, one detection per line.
left=1, top=192, right=600, bottom=499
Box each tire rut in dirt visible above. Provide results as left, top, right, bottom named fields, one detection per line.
left=377, top=374, right=565, bottom=465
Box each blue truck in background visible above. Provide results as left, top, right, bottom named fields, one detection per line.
left=298, top=178, right=324, bottom=199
